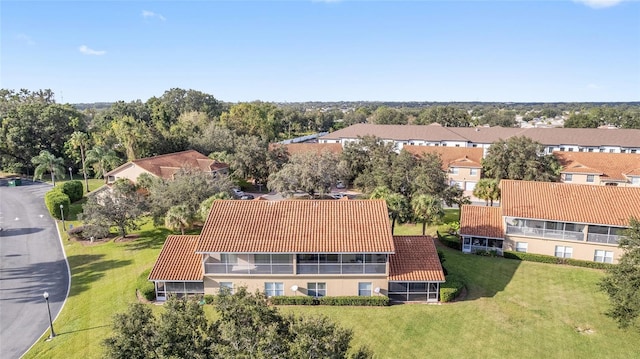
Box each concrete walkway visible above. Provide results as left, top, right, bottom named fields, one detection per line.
left=0, top=179, right=70, bottom=359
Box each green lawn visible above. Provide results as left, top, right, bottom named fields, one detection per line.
left=25, top=212, right=640, bottom=358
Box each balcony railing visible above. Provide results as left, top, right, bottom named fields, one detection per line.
left=205, top=263, right=294, bottom=275
left=297, top=263, right=386, bottom=275
left=506, top=225, right=584, bottom=241
left=587, top=233, right=620, bottom=245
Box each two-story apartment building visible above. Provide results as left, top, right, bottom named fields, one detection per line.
left=104, top=150, right=228, bottom=185
left=460, top=180, right=640, bottom=263
left=149, top=200, right=445, bottom=302
left=553, top=151, right=640, bottom=187
left=319, top=124, right=640, bottom=156
left=402, top=146, right=483, bottom=192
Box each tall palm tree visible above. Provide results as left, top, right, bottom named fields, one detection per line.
left=370, top=186, right=408, bottom=234
left=165, top=204, right=194, bottom=235
left=411, top=194, right=445, bottom=236
left=473, top=179, right=501, bottom=206
left=31, top=150, right=66, bottom=186
left=86, top=146, right=122, bottom=179
left=69, top=131, right=90, bottom=192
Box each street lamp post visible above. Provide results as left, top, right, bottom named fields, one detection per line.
left=59, top=204, right=65, bottom=232
left=68, top=167, right=73, bottom=181
left=43, top=292, right=56, bottom=339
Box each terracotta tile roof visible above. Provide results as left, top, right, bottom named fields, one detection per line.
left=270, top=143, right=343, bottom=156
left=554, top=151, right=640, bottom=181
left=321, top=123, right=467, bottom=142
left=403, top=146, right=483, bottom=169
left=460, top=205, right=504, bottom=239
left=389, top=236, right=445, bottom=282
left=524, top=128, right=640, bottom=147
left=196, top=200, right=395, bottom=253
left=108, top=150, right=229, bottom=180
left=500, top=180, right=640, bottom=227
left=149, top=235, right=202, bottom=281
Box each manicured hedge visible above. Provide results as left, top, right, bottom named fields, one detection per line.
left=44, top=189, right=70, bottom=220
left=269, top=296, right=318, bottom=306
left=269, top=295, right=390, bottom=306
left=440, top=273, right=465, bottom=302
left=503, top=251, right=615, bottom=270
left=437, top=231, right=461, bottom=250
left=61, top=180, right=84, bottom=203
left=318, top=296, right=389, bottom=306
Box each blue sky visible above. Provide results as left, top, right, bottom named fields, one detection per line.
left=2, top=1, right=639, bottom=103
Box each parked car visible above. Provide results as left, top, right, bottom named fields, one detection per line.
left=336, top=181, right=346, bottom=189
left=331, top=193, right=347, bottom=199
left=240, top=194, right=255, bottom=200
left=232, top=188, right=244, bottom=197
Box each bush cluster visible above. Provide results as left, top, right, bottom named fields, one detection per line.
left=440, top=273, right=465, bottom=302
left=61, top=180, right=84, bottom=203
left=136, top=268, right=156, bottom=301
left=437, top=231, right=461, bottom=250
left=44, top=189, right=70, bottom=220
left=503, top=251, right=615, bottom=270
left=269, top=296, right=318, bottom=306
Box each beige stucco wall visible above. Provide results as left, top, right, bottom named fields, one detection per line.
left=504, top=234, right=623, bottom=263
left=107, top=163, right=151, bottom=184
left=562, top=173, right=637, bottom=187
left=204, top=275, right=389, bottom=297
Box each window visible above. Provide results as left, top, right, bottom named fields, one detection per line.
left=107, top=175, right=115, bottom=183
left=358, top=282, right=372, bottom=296
left=450, top=167, right=459, bottom=175
left=588, top=148, right=594, bottom=152
left=307, top=282, right=326, bottom=297
left=632, top=177, right=640, bottom=185
left=586, top=175, right=595, bottom=183
left=516, top=242, right=528, bottom=253
left=564, top=174, right=573, bottom=182
left=568, top=148, right=574, bottom=152
left=470, top=168, right=478, bottom=176
left=264, top=282, right=284, bottom=297
left=594, top=250, right=614, bottom=264
left=555, top=246, right=573, bottom=258
left=219, top=282, right=233, bottom=294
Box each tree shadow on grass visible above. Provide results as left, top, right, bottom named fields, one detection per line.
left=439, top=245, right=521, bottom=301
left=122, top=227, right=172, bottom=251
left=67, top=254, right=133, bottom=297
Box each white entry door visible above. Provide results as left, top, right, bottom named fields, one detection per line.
left=465, top=181, right=476, bottom=191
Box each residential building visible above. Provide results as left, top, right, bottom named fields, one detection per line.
left=403, top=146, right=483, bottom=191
left=104, top=150, right=229, bottom=185
left=553, top=151, right=640, bottom=187
left=319, top=123, right=640, bottom=155
left=149, top=200, right=445, bottom=302
left=460, top=180, right=640, bottom=263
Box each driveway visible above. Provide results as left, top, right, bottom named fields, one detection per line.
left=0, top=180, right=70, bottom=359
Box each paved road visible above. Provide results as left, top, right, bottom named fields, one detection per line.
left=0, top=180, right=69, bottom=359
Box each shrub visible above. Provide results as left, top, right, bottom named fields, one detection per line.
left=61, top=180, right=84, bottom=203
left=437, top=231, right=461, bottom=250
left=44, top=189, right=70, bottom=220
left=269, top=296, right=318, bottom=306
left=203, top=294, right=215, bottom=304
left=136, top=268, right=156, bottom=301
left=503, top=251, right=615, bottom=270
left=318, top=296, right=389, bottom=306
left=440, top=273, right=465, bottom=302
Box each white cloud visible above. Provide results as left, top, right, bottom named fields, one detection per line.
left=17, top=33, right=35, bottom=45
left=574, top=0, right=624, bottom=9
left=142, top=10, right=166, bottom=21
left=78, top=45, right=106, bottom=56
